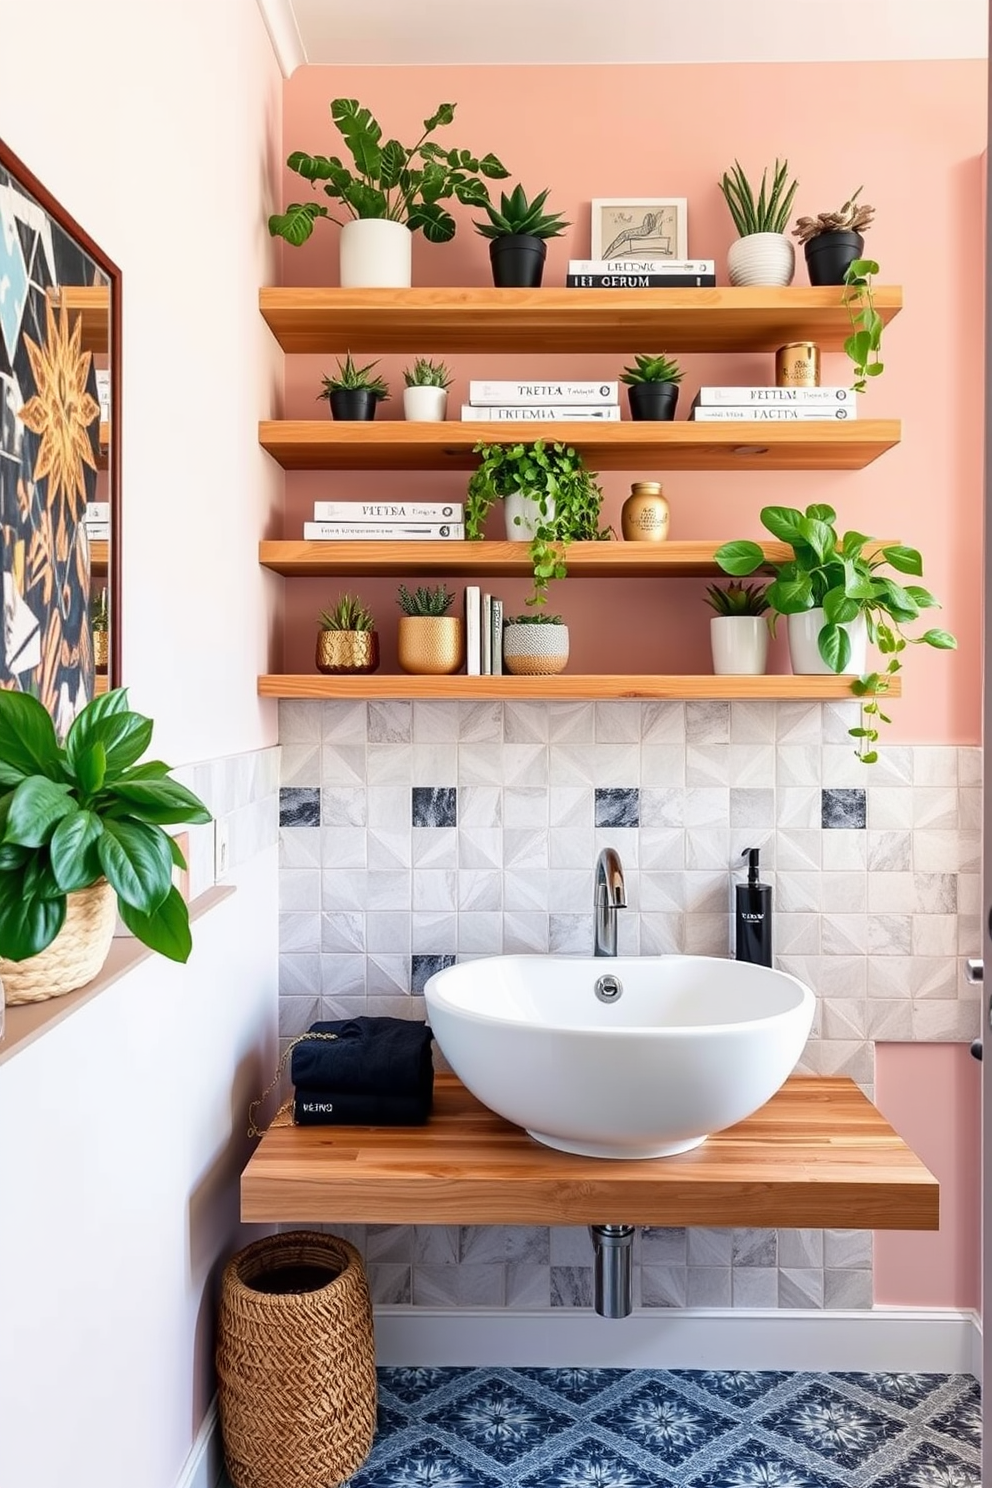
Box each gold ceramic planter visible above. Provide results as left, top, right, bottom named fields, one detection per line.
left=315, top=630, right=380, bottom=674
left=93, top=630, right=109, bottom=671
left=397, top=616, right=464, bottom=675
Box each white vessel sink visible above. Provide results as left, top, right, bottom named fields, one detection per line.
left=424, top=955, right=815, bottom=1160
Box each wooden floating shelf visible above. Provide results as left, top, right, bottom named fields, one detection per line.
left=259, top=418, right=900, bottom=473
left=53, top=285, right=110, bottom=353
left=258, top=674, right=898, bottom=702
left=90, top=540, right=108, bottom=573
left=259, top=286, right=903, bottom=356
left=241, top=1073, right=938, bottom=1230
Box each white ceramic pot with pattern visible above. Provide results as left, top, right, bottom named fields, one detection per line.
left=727, top=232, right=795, bottom=287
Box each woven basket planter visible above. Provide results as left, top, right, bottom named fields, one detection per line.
left=217, top=1230, right=377, bottom=1488
left=0, top=880, right=116, bottom=1004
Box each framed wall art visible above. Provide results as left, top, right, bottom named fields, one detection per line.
left=590, top=198, right=688, bottom=262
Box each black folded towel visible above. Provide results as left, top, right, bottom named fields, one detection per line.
left=293, top=1089, right=432, bottom=1126
left=290, top=1016, right=434, bottom=1101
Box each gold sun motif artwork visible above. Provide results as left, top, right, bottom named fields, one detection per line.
left=18, top=297, right=100, bottom=525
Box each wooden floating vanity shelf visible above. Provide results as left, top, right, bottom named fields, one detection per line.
left=259, top=674, right=899, bottom=702
left=241, top=1074, right=938, bottom=1230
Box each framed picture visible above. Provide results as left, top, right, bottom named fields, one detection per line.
left=591, top=198, right=688, bottom=263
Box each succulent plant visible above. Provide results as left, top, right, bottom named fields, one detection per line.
left=396, top=583, right=455, bottom=617
left=793, top=187, right=875, bottom=246
left=91, top=587, right=109, bottom=631
left=704, top=581, right=770, bottom=617
left=318, top=593, right=376, bottom=631
left=506, top=613, right=565, bottom=625
left=318, top=352, right=390, bottom=401
left=473, top=184, right=570, bottom=241
left=402, top=358, right=453, bottom=390
left=719, top=158, right=799, bottom=237
left=620, top=353, right=683, bottom=386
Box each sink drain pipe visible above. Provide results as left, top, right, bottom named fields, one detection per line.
left=590, top=1224, right=634, bottom=1318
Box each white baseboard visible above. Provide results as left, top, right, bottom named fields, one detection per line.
left=374, top=1306, right=982, bottom=1377
left=174, top=1399, right=226, bottom=1488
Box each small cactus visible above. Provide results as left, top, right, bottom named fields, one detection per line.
left=397, top=583, right=455, bottom=617
left=318, top=593, right=376, bottom=631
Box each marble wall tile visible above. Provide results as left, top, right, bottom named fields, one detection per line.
left=641, top=1267, right=688, bottom=1308
left=548, top=701, right=595, bottom=742
left=867, top=831, right=911, bottom=872
left=687, top=1268, right=732, bottom=1307
left=411, top=911, right=457, bottom=952
left=506, top=1265, right=552, bottom=1308
left=410, top=954, right=455, bottom=993
left=640, top=744, right=686, bottom=787
left=642, top=701, right=686, bottom=743
left=685, top=700, right=730, bottom=744
left=551, top=1267, right=594, bottom=1308
left=779, top=1270, right=825, bottom=1309
left=732, top=1268, right=778, bottom=1308
left=594, top=787, right=640, bottom=828
left=822, top=788, right=866, bottom=830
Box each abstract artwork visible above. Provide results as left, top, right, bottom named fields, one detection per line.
left=591, top=197, right=689, bottom=262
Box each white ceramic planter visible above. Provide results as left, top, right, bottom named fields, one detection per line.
left=710, top=616, right=768, bottom=676
left=403, top=385, right=448, bottom=422
left=727, top=232, right=795, bottom=287
left=503, top=490, right=554, bottom=541
left=787, top=608, right=868, bottom=676
left=339, top=218, right=412, bottom=288
left=503, top=623, right=570, bottom=676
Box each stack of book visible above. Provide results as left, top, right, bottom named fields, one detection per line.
left=566, top=258, right=716, bottom=289
left=303, top=500, right=465, bottom=541
left=460, top=380, right=620, bottom=423
left=689, top=386, right=858, bottom=422
left=83, top=501, right=109, bottom=541
left=463, top=586, right=504, bottom=676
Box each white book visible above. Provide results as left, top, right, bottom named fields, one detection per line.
left=568, top=258, right=715, bottom=275
left=468, top=380, right=617, bottom=406
left=302, top=521, right=465, bottom=540
left=312, top=500, right=464, bottom=521
left=464, top=586, right=482, bottom=676
left=460, top=405, right=620, bottom=422
left=84, top=525, right=110, bottom=540
left=482, top=594, right=493, bottom=674
left=696, top=386, right=856, bottom=406
left=690, top=406, right=857, bottom=422
left=490, top=597, right=504, bottom=677
left=85, top=502, right=110, bottom=521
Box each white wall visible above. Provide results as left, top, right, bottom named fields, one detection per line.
left=0, top=3, right=284, bottom=1485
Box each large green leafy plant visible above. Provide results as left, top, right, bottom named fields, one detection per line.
left=269, top=98, right=509, bottom=246
left=714, top=504, right=955, bottom=762
left=466, top=440, right=609, bottom=606
left=0, top=688, right=211, bottom=962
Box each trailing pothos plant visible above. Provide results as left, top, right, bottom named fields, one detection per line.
left=843, top=256, right=884, bottom=392
left=714, top=504, right=956, bottom=762
left=465, top=440, right=610, bottom=606
left=0, top=687, right=211, bottom=962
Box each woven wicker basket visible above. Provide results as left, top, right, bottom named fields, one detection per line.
left=217, top=1230, right=377, bottom=1488
left=0, top=880, right=117, bottom=1005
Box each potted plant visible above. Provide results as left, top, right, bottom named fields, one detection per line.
left=704, top=580, right=770, bottom=676
left=718, top=158, right=799, bottom=287
left=619, top=353, right=683, bottom=422
left=714, top=504, right=956, bottom=762
left=316, top=593, right=380, bottom=674
left=268, top=98, right=509, bottom=288
left=465, top=439, right=609, bottom=606
left=792, top=186, right=875, bottom=286
left=91, top=585, right=109, bottom=673
left=472, top=183, right=570, bottom=288
left=502, top=613, right=570, bottom=676
left=396, top=583, right=463, bottom=674
left=318, top=353, right=390, bottom=422
left=843, top=257, right=884, bottom=393
left=402, top=358, right=453, bottom=422
left=0, top=687, right=212, bottom=1003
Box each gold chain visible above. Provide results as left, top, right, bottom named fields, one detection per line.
left=247, top=1032, right=339, bottom=1138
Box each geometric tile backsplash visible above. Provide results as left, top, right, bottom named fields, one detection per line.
left=277, top=697, right=982, bottom=1313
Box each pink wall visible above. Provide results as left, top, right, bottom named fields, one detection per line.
left=276, top=62, right=986, bottom=1310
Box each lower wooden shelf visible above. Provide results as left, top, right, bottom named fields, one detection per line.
left=258, top=673, right=898, bottom=702
left=240, top=1073, right=938, bottom=1229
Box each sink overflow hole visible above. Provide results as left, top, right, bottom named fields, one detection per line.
left=595, top=973, right=623, bottom=1003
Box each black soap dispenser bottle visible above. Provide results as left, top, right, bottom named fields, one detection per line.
left=735, top=847, right=772, bottom=967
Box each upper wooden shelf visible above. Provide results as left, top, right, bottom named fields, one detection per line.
left=53, top=286, right=110, bottom=354
left=259, top=418, right=900, bottom=473
left=90, top=540, right=108, bottom=573
left=258, top=674, right=900, bottom=702
left=241, top=1073, right=937, bottom=1229
left=259, top=286, right=903, bottom=355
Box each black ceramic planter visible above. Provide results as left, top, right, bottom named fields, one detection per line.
left=804, top=231, right=864, bottom=286
left=627, top=381, right=679, bottom=422
left=489, top=234, right=548, bottom=289
left=328, top=388, right=379, bottom=421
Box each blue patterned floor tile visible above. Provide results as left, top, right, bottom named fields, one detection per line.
left=865, top=1438, right=981, bottom=1487
left=593, top=1379, right=735, bottom=1467
left=671, top=1371, right=793, bottom=1410
left=380, top=1366, right=474, bottom=1404
left=348, top=1436, right=503, bottom=1487
left=424, top=1375, right=574, bottom=1465
left=834, top=1372, right=949, bottom=1409
left=685, top=1439, right=845, bottom=1487
left=376, top=1401, right=411, bottom=1439
left=515, top=1365, right=629, bottom=1404
left=516, top=1434, right=670, bottom=1487
left=758, top=1382, right=907, bottom=1471
left=928, top=1378, right=982, bottom=1450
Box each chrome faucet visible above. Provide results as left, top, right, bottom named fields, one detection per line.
left=593, top=847, right=627, bottom=957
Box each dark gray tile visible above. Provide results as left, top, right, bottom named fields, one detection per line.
left=412, top=953, right=455, bottom=994
left=594, top=787, right=640, bottom=828
left=413, top=786, right=457, bottom=828
left=279, top=786, right=320, bottom=827
left=821, top=787, right=866, bottom=829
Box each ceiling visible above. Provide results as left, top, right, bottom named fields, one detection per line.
left=258, top=0, right=988, bottom=75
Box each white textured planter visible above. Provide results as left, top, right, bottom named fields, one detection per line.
left=403, top=385, right=448, bottom=422
left=503, top=623, right=570, bottom=676
left=788, top=608, right=868, bottom=676
left=727, top=232, right=795, bottom=287
left=339, top=218, right=412, bottom=288
left=503, top=491, right=554, bottom=541
left=710, top=616, right=768, bottom=676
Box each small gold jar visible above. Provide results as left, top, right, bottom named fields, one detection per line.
left=621, top=481, right=670, bottom=542
left=315, top=630, right=380, bottom=674
left=775, top=341, right=821, bottom=387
